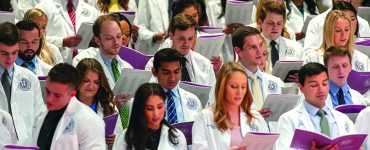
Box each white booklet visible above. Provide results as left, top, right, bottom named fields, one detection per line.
left=240, top=132, right=279, bottom=150
left=262, top=94, right=300, bottom=121
left=224, top=0, right=253, bottom=25
left=0, top=11, right=15, bottom=24
left=301, top=15, right=316, bottom=33
left=194, top=33, right=226, bottom=59
left=179, top=81, right=211, bottom=108
left=271, top=60, right=303, bottom=82
left=355, top=44, right=370, bottom=57
left=76, top=22, right=94, bottom=49
left=112, top=68, right=152, bottom=96
left=199, top=26, right=223, bottom=34
left=38, top=76, right=47, bottom=103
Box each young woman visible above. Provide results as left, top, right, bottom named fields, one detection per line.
left=303, top=10, right=370, bottom=72
left=113, top=83, right=187, bottom=150
left=109, top=13, right=133, bottom=47
left=192, top=62, right=269, bottom=150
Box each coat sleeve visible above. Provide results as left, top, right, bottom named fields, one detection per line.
left=355, top=108, right=370, bottom=149
left=136, top=0, right=156, bottom=45
left=303, top=16, right=321, bottom=52
left=192, top=111, right=209, bottom=150
left=275, top=113, right=295, bottom=150
left=78, top=116, right=106, bottom=150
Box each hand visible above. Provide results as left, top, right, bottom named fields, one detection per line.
left=223, top=23, right=244, bottom=35
left=152, top=32, right=165, bottom=43
left=310, top=141, right=338, bottom=150
left=210, top=56, right=223, bottom=74
left=295, top=32, right=305, bottom=41
left=258, top=108, right=272, bottom=119
left=230, top=146, right=247, bottom=150
left=62, top=34, right=82, bottom=48
left=114, top=93, right=132, bottom=108
left=132, top=24, right=139, bottom=42
left=286, top=73, right=299, bottom=83
left=106, top=134, right=116, bottom=150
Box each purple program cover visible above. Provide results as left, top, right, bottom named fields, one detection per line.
left=103, top=113, right=119, bottom=135
left=118, top=46, right=153, bottom=70
left=172, top=121, right=194, bottom=145
left=3, top=145, right=39, bottom=150
left=248, top=132, right=279, bottom=136
left=38, top=76, right=47, bottom=80
left=347, top=70, right=370, bottom=94
left=335, top=105, right=367, bottom=114
left=355, top=40, right=370, bottom=46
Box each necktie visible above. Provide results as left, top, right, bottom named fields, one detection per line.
left=317, top=109, right=330, bottom=137
left=166, top=91, right=178, bottom=124
left=67, top=0, right=78, bottom=57
left=118, top=104, right=129, bottom=128
left=21, top=61, right=33, bottom=68
left=2, top=70, right=12, bottom=115
left=111, top=58, right=120, bottom=82
left=250, top=74, right=263, bottom=109
left=181, top=57, right=191, bottom=82
left=270, top=40, right=279, bottom=67
left=337, top=88, right=345, bottom=105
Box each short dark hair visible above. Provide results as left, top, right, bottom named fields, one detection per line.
left=93, top=15, right=121, bottom=37
left=332, top=1, right=359, bottom=36
left=298, top=62, right=328, bottom=86
left=232, top=26, right=261, bottom=50
left=109, top=13, right=132, bottom=36
left=0, top=22, right=20, bottom=45
left=323, top=46, right=352, bottom=67
left=153, top=48, right=183, bottom=71
left=169, top=14, right=198, bottom=34
left=258, top=1, right=287, bottom=22
left=16, top=20, right=40, bottom=36
left=47, top=63, right=80, bottom=90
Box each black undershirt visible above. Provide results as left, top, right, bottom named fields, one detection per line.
left=146, top=126, right=162, bottom=150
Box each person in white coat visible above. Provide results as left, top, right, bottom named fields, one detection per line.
left=355, top=107, right=370, bottom=149
left=152, top=48, right=202, bottom=123
left=33, top=63, right=105, bottom=150
left=36, top=0, right=100, bottom=63
left=304, top=10, right=370, bottom=72
left=323, top=46, right=368, bottom=108
left=275, top=62, right=355, bottom=149
left=192, top=62, right=269, bottom=150
left=15, top=21, right=52, bottom=76
left=73, top=15, right=133, bottom=89
left=113, top=83, right=187, bottom=150
left=0, top=108, right=18, bottom=147
left=304, top=0, right=370, bottom=52
left=0, top=22, right=46, bottom=145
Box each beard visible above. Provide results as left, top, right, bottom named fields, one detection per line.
left=18, top=49, right=37, bottom=61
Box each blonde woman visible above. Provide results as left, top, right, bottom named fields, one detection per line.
left=192, top=62, right=269, bottom=150
left=303, top=10, right=370, bottom=72
left=23, top=8, right=64, bottom=66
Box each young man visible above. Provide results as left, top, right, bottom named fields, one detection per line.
left=0, top=22, right=45, bottom=145
left=276, top=62, right=355, bottom=149
left=73, top=14, right=133, bottom=89
left=152, top=48, right=202, bottom=123
left=33, top=63, right=105, bottom=150
left=15, top=21, right=52, bottom=76
left=324, top=46, right=368, bottom=108
left=232, top=26, right=284, bottom=116
left=257, top=1, right=303, bottom=68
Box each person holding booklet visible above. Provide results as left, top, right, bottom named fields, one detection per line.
left=192, top=62, right=269, bottom=150
left=303, top=10, right=370, bottom=72
left=76, top=58, right=124, bottom=149
left=275, top=62, right=355, bottom=149
left=113, top=83, right=187, bottom=150
left=323, top=46, right=367, bottom=108
left=33, top=63, right=105, bottom=150
left=232, top=26, right=284, bottom=117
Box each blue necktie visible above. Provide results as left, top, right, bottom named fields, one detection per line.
left=166, top=91, right=178, bottom=124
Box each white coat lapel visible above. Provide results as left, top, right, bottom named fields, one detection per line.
left=96, top=52, right=115, bottom=89
left=240, top=110, right=249, bottom=136
left=57, top=2, right=75, bottom=32
left=296, top=102, right=315, bottom=131
left=52, top=99, right=77, bottom=147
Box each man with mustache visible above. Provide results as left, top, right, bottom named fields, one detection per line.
left=15, top=21, right=51, bottom=76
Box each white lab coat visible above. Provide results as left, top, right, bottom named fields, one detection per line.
left=34, top=57, right=52, bottom=76
left=32, top=97, right=105, bottom=150
left=355, top=107, right=370, bottom=150
left=135, top=0, right=169, bottom=55
left=36, top=0, right=100, bottom=63
left=0, top=65, right=45, bottom=145
left=264, top=36, right=304, bottom=63
left=72, top=47, right=133, bottom=89
left=304, top=49, right=370, bottom=72
left=46, top=42, right=64, bottom=64
left=175, top=87, right=203, bottom=122
left=304, top=10, right=370, bottom=52
left=192, top=107, right=269, bottom=150
left=113, top=124, right=187, bottom=150
left=285, top=0, right=319, bottom=34
left=275, top=101, right=355, bottom=150
left=17, top=0, right=45, bottom=19
left=0, top=109, right=18, bottom=147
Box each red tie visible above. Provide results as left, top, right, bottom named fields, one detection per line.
left=67, top=0, right=78, bottom=57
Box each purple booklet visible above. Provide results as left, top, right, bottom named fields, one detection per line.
left=3, top=145, right=39, bottom=150
left=37, top=76, right=47, bottom=80
left=172, top=121, right=194, bottom=145
left=290, top=129, right=367, bottom=150
left=118, top=46, right=153, bottom=70
left=335, top=104, right=367, bottom=114
left=103, top=113, right=119, bottom=135
left=355, top=40, right=370, bottom=46
left=347, top=70, right=370, bottom=94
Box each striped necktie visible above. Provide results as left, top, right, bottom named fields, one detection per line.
left=166, top=91, right=178, bottom=124
left=67, top=0, right=78, bottom=57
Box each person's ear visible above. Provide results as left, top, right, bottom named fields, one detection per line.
left=257, top=18, right=263, bottom=29
left=151, top=67, right=157, bottom=77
